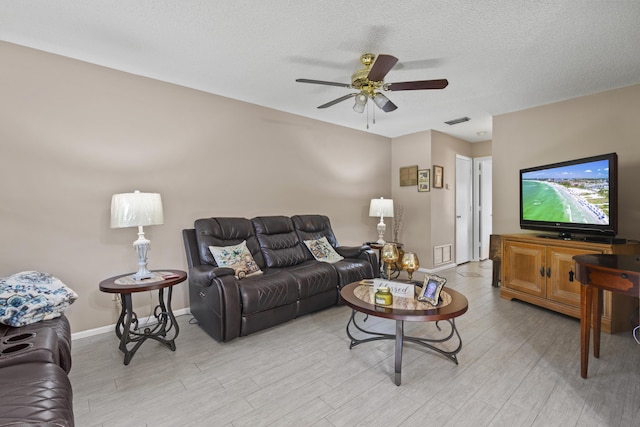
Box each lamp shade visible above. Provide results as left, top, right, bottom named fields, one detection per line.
left=369, top=197, right=394, bottom=218
left=110, top=191, right=164, bottom=228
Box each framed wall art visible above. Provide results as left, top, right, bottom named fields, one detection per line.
left=433, top=165, right=444, bottom=188
left=417, top=169, right=430, bottom=192
left=399, top=165, right=418, bottom=186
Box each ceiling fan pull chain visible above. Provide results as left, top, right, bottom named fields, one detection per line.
left=366, top=102, right=370, bottom=129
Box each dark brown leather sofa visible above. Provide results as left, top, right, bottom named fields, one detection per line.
left=0, top=315, right=74, bottom=426
left=183, top=214, right=378, bottom=342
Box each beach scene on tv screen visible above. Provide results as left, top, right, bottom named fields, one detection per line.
left=522, top=159, right=610, bottom=225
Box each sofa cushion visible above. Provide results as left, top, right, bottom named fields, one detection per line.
left=303, top=237, right=344, bottom=263
left=284, top=260, right=339, bottom=300
left=238, top=271, right=298, bottom=315
left=0, top=362, right=74, bottom=427
left=292, top=214, right=340, bottom=249
left=194, top=217, right=265, bottom=268
left=209, top=240, right=262, bottom=278
left=252, top=216, right=308, bottom=268
left=0, top=271, right=78, bottom=327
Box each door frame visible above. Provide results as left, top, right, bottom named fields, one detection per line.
left=456, top=155, right=473, bottom=264
left=473, top=156, right=493, bottom=260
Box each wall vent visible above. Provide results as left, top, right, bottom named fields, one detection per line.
left=434, top=244, right=452, bottom=266
left=444, top=116, right=471, bottom=126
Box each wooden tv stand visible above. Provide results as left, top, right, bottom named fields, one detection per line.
left=499, top=234, right=640, bottom=333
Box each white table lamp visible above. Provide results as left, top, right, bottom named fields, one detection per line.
left=369, top=197, right=394, bottom=244
left=111, top=191, right=164, bottom=280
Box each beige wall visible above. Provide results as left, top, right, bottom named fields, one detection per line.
left=471, top=140, right=492, bottom=158
left=0, top=42, right=391, bottom=333
left=390, top=131, right=432, bottom=263
left=430, top=131, right=477, bottom=264
left=391, top=130, right=485, bottom=269
left=6, top=38, right=636, bottom=335
left=493, top=84, right=640, bottom=240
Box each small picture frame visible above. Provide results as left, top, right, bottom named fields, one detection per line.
left=417, top=169, right=430, bottom=192
left=433, top=165, right=444, bottom=188
left=417, top=274, right=447, bottom=305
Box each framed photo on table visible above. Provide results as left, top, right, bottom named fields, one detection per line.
left=417, top=169, right=430, bottom=192
left=433, top=165, right=444, bottom=188
left=417, top=274, right=446, bottom=305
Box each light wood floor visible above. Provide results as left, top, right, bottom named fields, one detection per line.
left=70, top=261, right=640, bottom=426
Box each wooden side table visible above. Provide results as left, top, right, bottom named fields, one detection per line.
left=573, top=254, right=640, bottom=378
left=99, top=270, right=187, bottom=365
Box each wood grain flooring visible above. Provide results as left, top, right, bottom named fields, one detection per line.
left=69, top=261, right=640, bottom=426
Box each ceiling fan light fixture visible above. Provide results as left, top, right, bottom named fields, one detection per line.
left=353, top=92, right=368, bottom=113
left=373, top=93, right=397, bottom=112
left=353, top=100, right=366, bottom=113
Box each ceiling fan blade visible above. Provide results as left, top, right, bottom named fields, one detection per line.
left=385, top=79, right=449, bottom=91
left=317, top=93, right=357, bottom=109
left=367, top=54, right=399, bottom=82
left=296, top=78, right=352, bottom=89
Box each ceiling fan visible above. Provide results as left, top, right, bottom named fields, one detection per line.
left=296, top=53, right=448, bottom=114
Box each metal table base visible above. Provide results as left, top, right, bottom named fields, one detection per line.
left=115, top=287, right=179, bottom=365
left=346, top=310, right=463, bottom=386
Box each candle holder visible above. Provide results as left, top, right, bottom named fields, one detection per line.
left=381, top=243, right=399, bottom=280
left=401, top=252, right=420, bottom=281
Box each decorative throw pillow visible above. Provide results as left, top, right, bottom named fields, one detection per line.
left=0, top=271, right=78, bottom=327
left=304, top=237, right=344, bottom=264
left=209, top=240, right=262, bottom=279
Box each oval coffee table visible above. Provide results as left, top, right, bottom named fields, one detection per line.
left=340, top=281, right=468, bottom=385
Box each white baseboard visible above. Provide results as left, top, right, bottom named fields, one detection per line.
left=71, top=307, right=192, bottom=341
left=417, top=263, right=457, bottom=274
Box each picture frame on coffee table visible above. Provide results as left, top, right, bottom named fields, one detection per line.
left=417, top=274, right=446, bottom=305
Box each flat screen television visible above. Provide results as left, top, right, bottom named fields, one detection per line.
left=519, top=152, right=618, bottom=240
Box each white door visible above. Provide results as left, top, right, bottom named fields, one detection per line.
left=456, top=155, right=473, bottom=264
left=474, top=157, right=493, bottom=260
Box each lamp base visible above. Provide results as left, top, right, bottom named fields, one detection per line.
left=376, top=219, right=387, bottom=245
left=133, top=228, right=152, bottom=281
left=133, top=267, right=153, bottom=281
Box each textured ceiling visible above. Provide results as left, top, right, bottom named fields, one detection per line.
left=2, top=1, right=640, bottom=142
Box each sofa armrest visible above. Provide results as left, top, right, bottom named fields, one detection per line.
left=336, top=246, right=379, bottom=278
left=188, top=265, right=242, bottom=342
left=335, top=245, right=369, bottom=258
left=188, top=265, right=236, bottom=288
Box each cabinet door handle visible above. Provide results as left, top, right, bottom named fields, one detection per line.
left=569, top=271, right=574, bottom=282
left=540, top=266, right=545, bottom=277
left=546, top=267, right=551, bottom=278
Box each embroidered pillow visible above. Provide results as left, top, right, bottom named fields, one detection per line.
left=304, top=237, right=344, bottom=264
left=0, top=271, right=79, bottom=327
left=209, top=240, right=262, bottom=279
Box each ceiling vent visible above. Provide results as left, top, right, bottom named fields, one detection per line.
left=444, top=116, right=470, bottom=126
